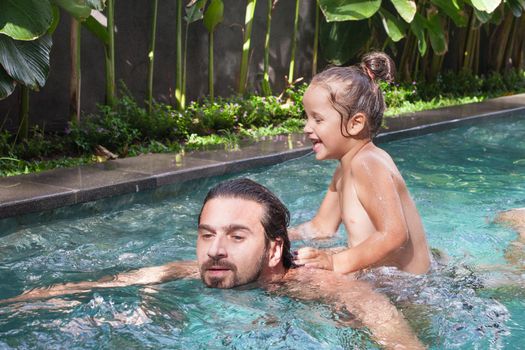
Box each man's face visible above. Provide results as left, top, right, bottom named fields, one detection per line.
left=197, top=197, right=269, bottom=288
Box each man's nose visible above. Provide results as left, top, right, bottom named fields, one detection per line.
left=207, top=235, right=227, bottom=259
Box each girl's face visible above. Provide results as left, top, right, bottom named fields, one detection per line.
left=302, top=84, right=352, bottom=161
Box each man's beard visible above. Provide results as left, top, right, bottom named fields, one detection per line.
left=200, top=248, right=268, bottom=289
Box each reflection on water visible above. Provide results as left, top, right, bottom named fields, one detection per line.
left=1, top=115, right=525, bottom=349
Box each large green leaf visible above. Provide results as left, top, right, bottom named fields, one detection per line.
left=0, top=34, right=52, bottom=89
left=379, top=8, right=407, bottom=42
left=83, top=11, right=109, bottom=44
left=410, top=13, right=427, bottom=56
left=320, top=19, right=370, bottom=65
left=318, top=0, right=381, bottom=22
left=390, top=0, right=416, bottom=23
left=430, top=0, right=468, bottom=27
left=0, top=0, right=53, bottom=40
left=203, top=0, right=223, bottom=32
left=473, top=7, right=493, bottom=22
left=0, top=65, right=16, bottom=100
left=427, top=13, right=447, bottom=55
left=507, top=0, right=524, bottom=16
left=488, top=3, right=504, bottom=24
left=470, top=0, right=501, bottom=13
left=86, top=0, right=105, bottom=10
left=185, top=0, right=208, bottom=23
left=52, top=0, right=90, bottom=19
left=52, top=0, right=106, bottom=20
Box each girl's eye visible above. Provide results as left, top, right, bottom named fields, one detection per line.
left=314, top=118, right=322, bottom=124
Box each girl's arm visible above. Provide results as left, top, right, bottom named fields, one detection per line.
left=296, top=157, right=409, bottom=273
left=288, top=167, right=342, bottom=240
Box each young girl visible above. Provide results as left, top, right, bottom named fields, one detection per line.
left=292, top=52, right=431, bottom=275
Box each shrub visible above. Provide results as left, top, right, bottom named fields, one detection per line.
left=483, top=71, right=506, bottom=94
left=68, top=105, right=139, bottom=153
left=185, top=99, right=239, bottom=134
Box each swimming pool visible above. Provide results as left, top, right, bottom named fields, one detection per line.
left=0, top=114, right=524, bottom=349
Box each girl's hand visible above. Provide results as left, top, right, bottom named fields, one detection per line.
left=294, top=247, right=334, bottom=271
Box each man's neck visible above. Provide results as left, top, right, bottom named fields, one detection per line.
left=259, top=263, right=288, bottom=284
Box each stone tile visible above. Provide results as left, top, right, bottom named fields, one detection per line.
left=153, top=162, right=228, bottom=187
left=383, top=95, right=525, bottom=133
left=187, top=134, right=310, bottom=162
left=22, top=164, right=157, bottom=204
left=0, top=176, right=76, bottom=219
left=104, top=153, right=228, bottom=187
left=108, top=153, right=221, bottom=175
left=186, top=134, right=311, bottom=175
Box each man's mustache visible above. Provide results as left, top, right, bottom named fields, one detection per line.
left=200, top=258, right=238, bottom=272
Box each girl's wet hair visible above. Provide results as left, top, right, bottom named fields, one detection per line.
left=199, top=178, right=293, bottom=269
left=311, top=51, right=395, bottom=137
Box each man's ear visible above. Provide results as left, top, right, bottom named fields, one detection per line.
left=268, top=238, right=284, bottom=268
left=346, top=113, right=367, bottom=136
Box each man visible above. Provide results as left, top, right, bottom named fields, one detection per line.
left=495, top=208, right=525, bottom=266
left=2, top=178, right=423, bottom=349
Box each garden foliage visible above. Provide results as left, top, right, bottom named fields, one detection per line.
left=1, top=69, right=524, bottom=177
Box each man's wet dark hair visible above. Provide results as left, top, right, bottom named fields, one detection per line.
left=199, top=178, right=293, bottom=269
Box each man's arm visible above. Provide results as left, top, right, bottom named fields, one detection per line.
left=340, top=280, right=425, bottom=349
left=285, top=269, right=424, bottom=349
left=289, top=167, right=342, bottom=241
left=1, top=260, right=199, bottom=304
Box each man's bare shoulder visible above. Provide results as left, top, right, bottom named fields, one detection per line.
left=278, top=268, right=364, bottom=295
left=496, top=208, right=525, bottom=238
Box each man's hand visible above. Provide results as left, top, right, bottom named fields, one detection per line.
left=294, top=247, right=335, bottom=270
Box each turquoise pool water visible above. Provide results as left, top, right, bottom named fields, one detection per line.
left=0, top=115, right=524, bottom=349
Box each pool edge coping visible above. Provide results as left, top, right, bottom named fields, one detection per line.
left=1, top=93, right=525, bottom=219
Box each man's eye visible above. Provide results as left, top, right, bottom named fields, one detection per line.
left=231, top=235, right=245, bottom=242
left=200, top=233, right=213, bottom=239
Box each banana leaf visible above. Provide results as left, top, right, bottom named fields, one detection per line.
left=0, top=34, right=52, bottom=90
left=0, top=0, right=53, bottom=41
left=470, top=0, right=501, bottom=13
left=380, top=8, right=407, bottom=42
left=390, top=0, right=416, bottom=23
left=427, top=13, right=447, bottom=55
left=203, top=0, right=224, bottom=32
left=318, top=0, right=381, bottom=22
left=0, top=66, right=16, bottom=99
left=320, top=19, right=370, bottom=65
left=410, top=13, right=427, bottom=56
left=430, top=0, right=468, bottom=27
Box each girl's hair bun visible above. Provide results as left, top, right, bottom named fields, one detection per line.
left=361, top=51, right=395, bottom=83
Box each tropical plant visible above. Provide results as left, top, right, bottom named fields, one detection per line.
left=261, top=0, right=277, bottom=96
left=0, top=0, right=106, bottom=139
left=147, top=0, right=159, bottom=114
left=238, top=0, right=257, bottom=95
left=312, top=1, right=320, bottom=76
left=70, top=17, right=82, bottom=123
left=178, top=0, right=209, bottom=111
left=288, top=0, right=301, bottom=84
left=203, top=0, right=224, bottom=102
left=104, top=0, right=116, bottom=107
left=316, top=0, right=525, bottom=83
